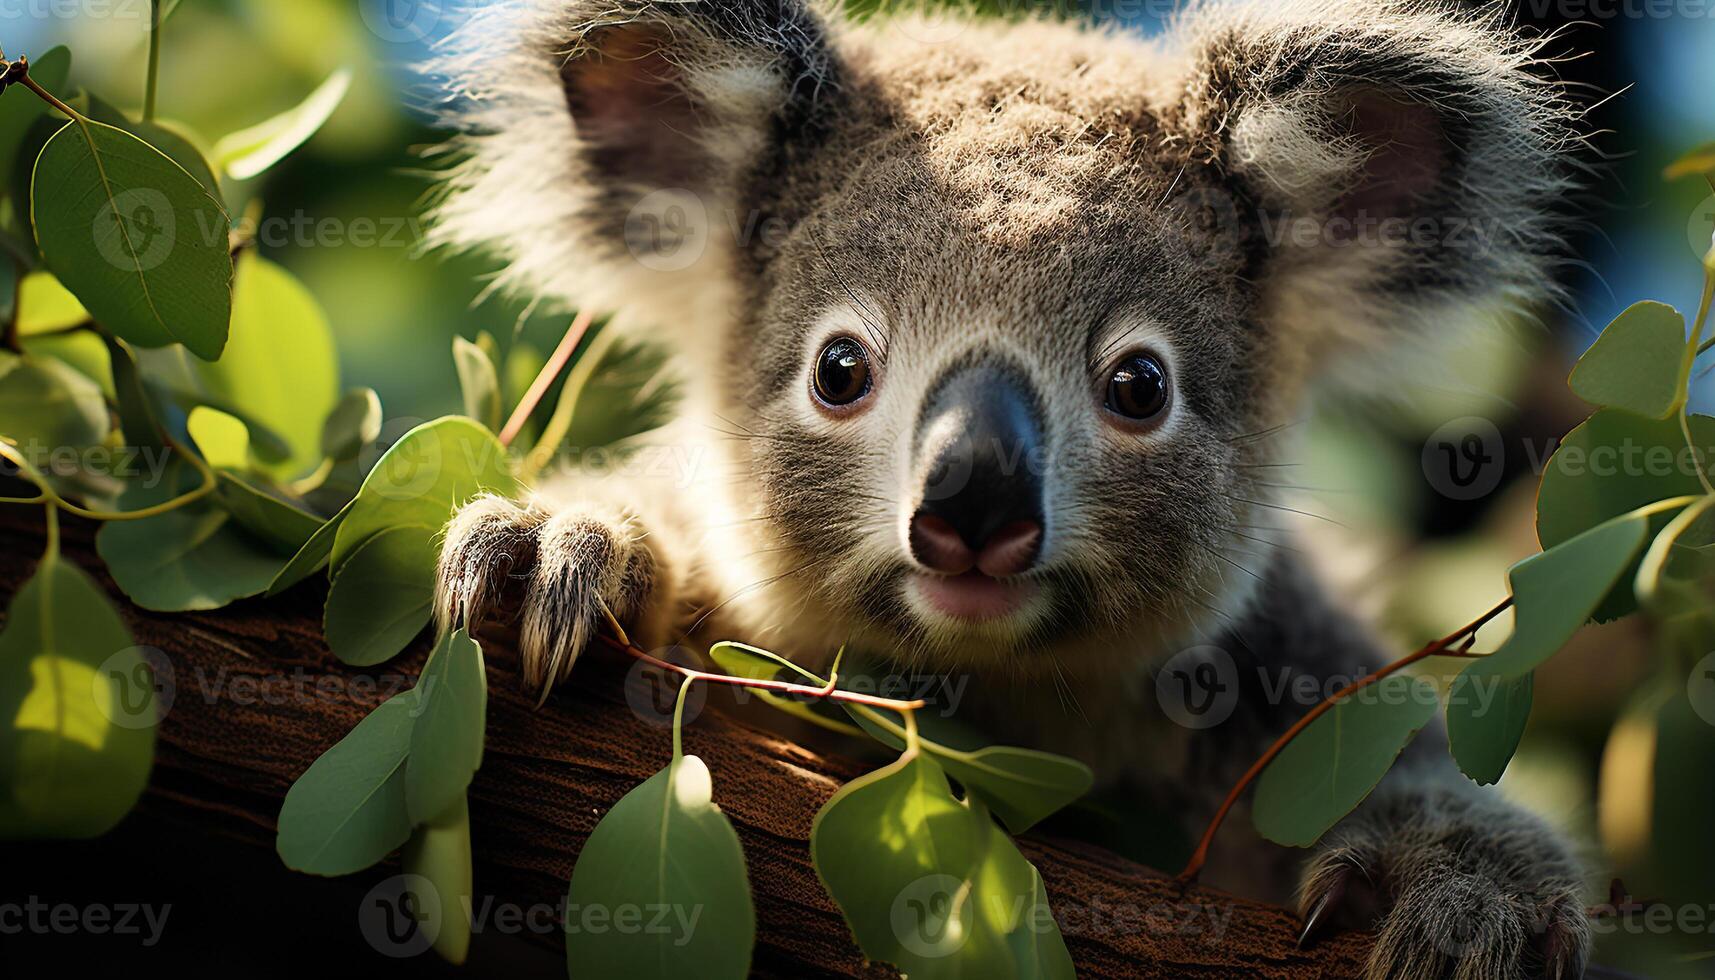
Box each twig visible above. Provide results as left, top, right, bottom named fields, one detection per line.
left=498, top=309, right=595, bottom=449
left=1175, top=598, right=1515, bottom=886
left=595, top=634, right=927, bottom=713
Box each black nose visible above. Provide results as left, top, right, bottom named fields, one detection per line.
left=909, top=366, right=1045, bottom=574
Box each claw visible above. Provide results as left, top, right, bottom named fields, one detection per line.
left=1298, top=872, right=1348, bottom=950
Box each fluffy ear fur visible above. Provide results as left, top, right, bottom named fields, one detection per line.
left=1159, top=0, right=1583, bottom=353
left=425, top=0, right=836, bottom=343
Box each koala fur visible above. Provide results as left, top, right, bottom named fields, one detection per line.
left=426, top=2, right=1591, bottom=977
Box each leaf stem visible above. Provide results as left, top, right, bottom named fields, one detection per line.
left=595, top=634, right=927, bottom=712
left=144, top=0, right=162, bottom=122
left=498, top=309, right=594, bottom=450
left=18, top=72, right=85, bottom=123
left=524, top=324, right=618, bottom=479
left=1681, top=270, right=1715, bottom=492
left=42, top=500, right=58, bottom=559
left=0, top=437, right=218, bottom=521
left=671, top=675, right=694, bottom=760
left=1174, top=597, right=1514, bottom=886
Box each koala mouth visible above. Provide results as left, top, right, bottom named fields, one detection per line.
left=909, top=570, right=1041, bottom=623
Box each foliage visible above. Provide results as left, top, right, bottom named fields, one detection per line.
left=3, top=8, right=1715, bottom=979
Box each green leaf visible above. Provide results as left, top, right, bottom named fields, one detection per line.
left=81, top=94, right=220, bottom=197
left=846, top=707, right=1092, bottom=835
left=276, top=690, right=419, bottom=876
left=1446, top=512, right=1651, bottom=784
left=1665, top=141, right=1715, bottom=181
left=321, top=388, right=382, bottom=463
left=102, top=334, right=165, bottom=452
left=1445, top=671, right=1534, bottom=787
left=1646, top=687, right=1715, bottom=904
left=187, top=405, right=250, bottom=470
left=95, top=463, right=291, bottom=612
left=453, top=336, right=502, bottom=433
left=1635, top=495, right=1715, bottom=661
left=1536, top=410, right=1715, bottom=620
left=406, top=630, right=486, bottom=824
left=330, top=417, right=516, bottom=574
left=0, top=349, right=111, bottom=454
left=32, top=118, right=232, bottom=360
left=1568, top=302, right=1689, bottom=419
left=214, top=68, right=352, bottom=181
left=0, top=47, right=70, bottom=195
left=266, top=497, right=353, bottom=596
left=15, top=271, right=88, bottom=335
left=811, top=751, right=1073, bottom=979
left=0, top=554, right=155, bottom=839
left=193, top=252, right=338, bottom=479
left=324, top=525, right=436, bottom=667
left=401, top=797, right=473, bottom=965
left=214, top=474, right=322, bottom=553
left=565, top=754, right=754, bottom=980
left=1253, top=674, right=1440, bottom=847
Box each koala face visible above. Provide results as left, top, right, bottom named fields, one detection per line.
left=432, top=1, right=1573, bottom=670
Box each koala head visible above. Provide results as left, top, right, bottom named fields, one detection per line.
left=431, top=0, right=1577, bottom=671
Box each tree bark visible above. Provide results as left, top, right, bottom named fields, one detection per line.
left=0, top=506, right=1377, bottom=978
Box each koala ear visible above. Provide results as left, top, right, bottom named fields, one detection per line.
left=427, top=1, right=836, bottom=330
left=1162, top=0, right=1581, bottom=350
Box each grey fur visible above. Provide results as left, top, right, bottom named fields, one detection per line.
left=428, top=1, right=1592, bottom=975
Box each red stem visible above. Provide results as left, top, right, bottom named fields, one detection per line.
left=498, top=309, right=595, bottom=449
left=1174, top=597, right=1514, bottom=886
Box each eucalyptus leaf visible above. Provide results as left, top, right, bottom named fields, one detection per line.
left=266, top=497, right=354, bottom=596
left=102, top=334, right=165, bottom=452
left=15, top=270, right=88, bottom=335
left=1646, top=688, right=1715, bottom=905
left=1635, top=496, right=1715, bottom=661
left=453, top=336, right=502, bottom=433
left=0, top=349, right=111, bottom=455
left=81, top=94, right=220, bottom=197
left=1446, top=512, right=1651, bottom=784
left=324, top=525, right=437, bottom=667
left=322, top=388, right=382, bottom=463
left=402, top=798, right=473, bottom=965
left=276, top=690, right=419, bottom=876
left=95, top=463, right=291, bottom=612
left=187, top=404, right=250, bottom=470
left=1253, top=674, right=1439, bottom=847
left=811, top=751, right=1073, bottom=979
left=0, top=554, right=155, bottom=839
left=1536, top=410, right=1715, bottom=620
left=846, top=706, right=1092, bottom=835
left=565, top=754, right=754, bottom=980
left=214, top=474, right=322, bottom=553
left=405, top=630, right=486, bottom=824
left=194, top=252, right=338, bottom=479
left=32, top=118, right=232, bottom=360
left=330, top=417, right=516, bottom=574
left=1568, top=302, right=1689, bottom=419
left=214, top=68, right=352, bottom=181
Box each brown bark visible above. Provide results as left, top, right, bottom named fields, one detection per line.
left=0, top=505, right=1377, bottom=978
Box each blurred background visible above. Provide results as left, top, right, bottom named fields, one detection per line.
left=1, top=0, right=1711, bottom=975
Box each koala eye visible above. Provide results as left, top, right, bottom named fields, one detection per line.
left=812, top=337, right=873, bottom=408
left=1104, top=353, right=1170, bottom=423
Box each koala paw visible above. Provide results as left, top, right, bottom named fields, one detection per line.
left=1297, top=786, right=1590, bottom=980
left=435, top=493, right=659, bottom=696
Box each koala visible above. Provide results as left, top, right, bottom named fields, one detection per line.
left=427, top=1, right=1591, bottom=976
